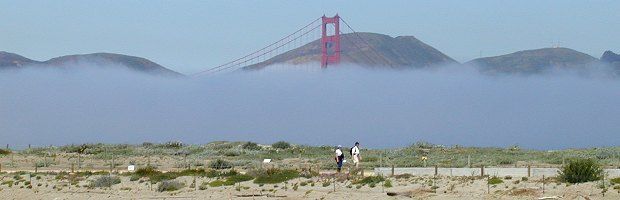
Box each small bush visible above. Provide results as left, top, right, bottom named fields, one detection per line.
left=559, top=158, right=603, bottom=183
left=322, top=181, right=330, bottom=187
left=354, top=176, right=385, bottom=185
left=90, top=176, right=121, bottom=187
left=209, top=159, right=233, bottom=169
left=383, top=179, right=393, bottom=188
left=488, top=177, right=503, bottom=185
left=242, top=142, right=262, bottom=151
left=0, top=149, right=11, bottom=155
left=272, top=141, right=291, bottom=149
left=610, top=177, right=620, bottom=185
left=253, top=169, right=299, bottom=184
left=157, top=180, right=184, bottom=192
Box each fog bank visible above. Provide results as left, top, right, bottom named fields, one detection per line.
left=1, top=65, right=619, bottom=149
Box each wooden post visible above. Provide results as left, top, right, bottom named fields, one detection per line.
left=527, top=165, right=531, bottom=177
left=480, top=165, right=485, bottom=177
left=35, top=164, right=38, bottom=173
left=434, top=165, right=438, bottom=176
left=0, top=163, right=2, bottom=173
left=391, top=165, right=395, bottom=177
left=77, top=153, right=81, bottom=169
left=487, top=176, right=490, bottom=194
left=71, top=163, right=75, bottom=173
left=542, top=175, right=545, bottom=194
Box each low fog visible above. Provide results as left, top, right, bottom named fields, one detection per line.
left=1, top=64, right=619, bottom=150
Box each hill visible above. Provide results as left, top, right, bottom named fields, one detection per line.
left=243, top=32, right=457, bottom=70
left=0, top=52, right=183, bottom=77
left=467, top=48, right=598, bottom=74
left=0, top=51, right=38, bottom=69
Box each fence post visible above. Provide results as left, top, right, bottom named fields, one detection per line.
left=542, top=175, right=545, bottom=194
left=434, top=165, right=438, bottom=176
left=71, top=163, right=74, bottom=173
left=0, top=163, right=2, bottom=173
left=391, top=165, right=394, bottom=177
left=480, top=165, right=485, bottom=177
left=527, top=165, right=531, bottom=177
left=486, top=176, right=490, bottom=194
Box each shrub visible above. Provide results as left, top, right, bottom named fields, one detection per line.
left=209, top=159, right=233, bottom=169
left=322, top=181, right=330, bottom=187
left=272, top=141, right=291, bottom=149
left=157, top=180, right=184, bottom=192
left=354, top=176, right=385, bottom=185
left=208, top=174, right=254, bottom=187
left=611, top=177, right=620, bottom=185
left=383, top=179, right=393, bottom=188
left=90, top=176, right=121, bottom=187
left=0, top=149, right=11, bottom=155
left=488, top=177, right=503, bottom=185
left=559, top=158, right=603, bottom=183
left=242, top=142, right=262, bottom=151
left=135, top=166, right=160, bottom=177
left=253, top=169, right=299, bottom=184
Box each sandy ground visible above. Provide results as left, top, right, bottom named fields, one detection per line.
left=1, top=172, right=619, bottom=200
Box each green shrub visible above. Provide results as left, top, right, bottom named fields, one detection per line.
left=253, top=169, right=299, bottom=184
left=209, top=159, right=233, bottom=169
left=272, top=141, right=291, bottom=149
left=242, top=142, right=262, bottom=151
left=559, top=158, right=603, bottom=183
left=0, top=149, right=11, bottom=155
left=383, top=179, right=393, bottom=188
left=157, top=180, right=184, bottom=192
left=488, top=177, right=503, bottom=185
left=354, top=176, right=385, bottom=185
left=208, top=174, right=254, bottom=187
left=90, top=176, right=121, bottom=187
left=610, top=177, right=620, bottom=185
left=135, top=166, right=160, bottom=177
left=322, top=181, right=330, bottom=187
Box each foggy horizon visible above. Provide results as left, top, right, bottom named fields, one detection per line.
left=1, top=63, right=619, bottom=150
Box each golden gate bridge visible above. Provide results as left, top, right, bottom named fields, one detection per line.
left=192, top=15, right=391, bottom=76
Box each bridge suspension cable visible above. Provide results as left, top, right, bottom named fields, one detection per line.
left=339, top=17, right=394, bottom=67
left=192, top=17, right=322, bottom=76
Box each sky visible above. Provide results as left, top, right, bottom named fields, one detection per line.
left=1, top=0, right=619, bottom=74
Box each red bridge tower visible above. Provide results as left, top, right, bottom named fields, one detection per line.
left=321, top=15, right=341, bottom=68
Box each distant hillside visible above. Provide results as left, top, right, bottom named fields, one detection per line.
left=467, top=48, right=598, bottom=74
left=0, top=52, right=183, bottom=77
left=243, top=32, right=457, bottom=70
left=0, top=51, right=37, bottom=69
left=601, top=50, right=620, bottom=76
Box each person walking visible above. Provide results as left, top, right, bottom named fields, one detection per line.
left=351, top=142, right=361, bottom=168
left=335, top=145, right=344, bottom=173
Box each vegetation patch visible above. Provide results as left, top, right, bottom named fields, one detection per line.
left=157, top=180, right=184, bottom=192
left=90, top=176, right=121, bottom=188
left=488, top=176, right=503, bottom=185
left=242, top=142, right=262, bottom=151
left=253, top=169, right=299, bottom=184
left=354, top=176, right=385, bottom=185
left=208, top=174, right=254, bottom=187
left=209, top=159, right=233, bottom=169
left=610, top=177, right=620, bottom=185
left=559, top=158, right=603, bottom=183
left=271, top=141, right=291, bottom=149
left=0, top=149, right=11, bottom=155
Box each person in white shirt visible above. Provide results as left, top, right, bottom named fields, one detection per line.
left=335, top=145, right=344, bottom=172
left=351, top=142, right=361, bottom=168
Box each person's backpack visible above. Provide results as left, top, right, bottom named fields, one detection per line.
left=349, top=147, right=354, bottom=156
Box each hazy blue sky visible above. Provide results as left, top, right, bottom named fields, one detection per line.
left=1, top=0, right=619, bottom=74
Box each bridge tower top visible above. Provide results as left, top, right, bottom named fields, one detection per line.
left=321, top=14, right=340, bottom=68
